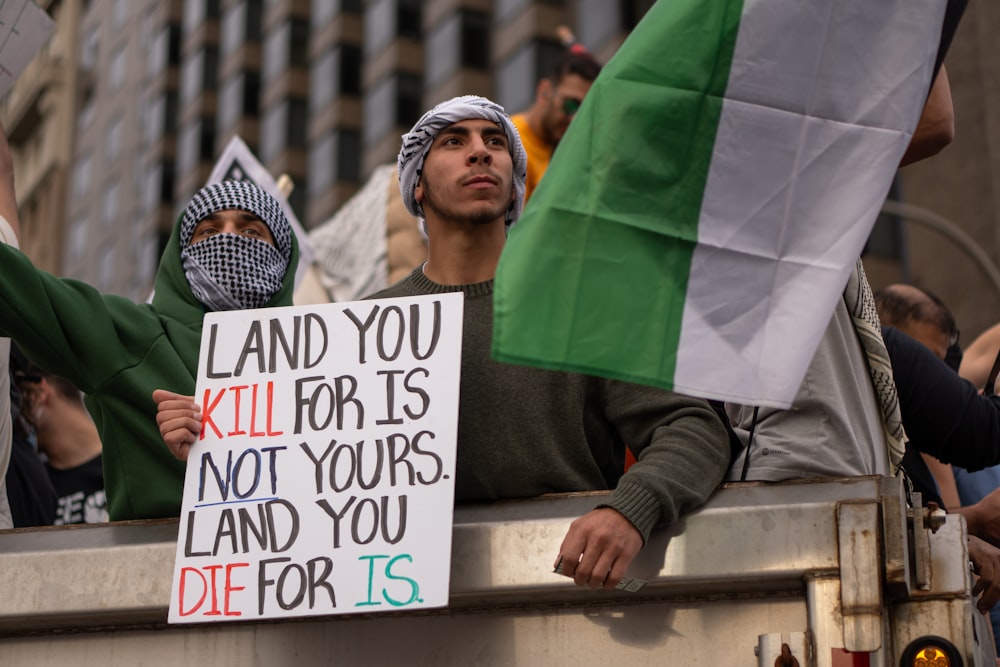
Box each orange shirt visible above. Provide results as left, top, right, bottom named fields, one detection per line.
left=512, top=113, right=552, bottom=204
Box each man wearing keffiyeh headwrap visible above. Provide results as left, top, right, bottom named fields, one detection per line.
left=0, top=168, right=298, bottom=521
left=369, top=96, right=730, bottom=590
left=398, top=95, right=527, bottom=230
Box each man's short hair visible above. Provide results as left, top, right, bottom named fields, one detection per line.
left=548, top=50, right=602, bottom=84
left=15, top=358, right=85, bottom=406
left=874, top=284, right=959, bottom=341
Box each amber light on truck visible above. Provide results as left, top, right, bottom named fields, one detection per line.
left=899, top=635, right=962, bottom=667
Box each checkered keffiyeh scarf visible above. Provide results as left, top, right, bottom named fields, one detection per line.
left=844, top=258, right=907, bottom=473
left=398, top=95, right=527, bottom=226
left=180, top=180, right=292, bottom=311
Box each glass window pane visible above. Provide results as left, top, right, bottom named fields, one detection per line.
left=460, top=11, right=489, bottom=71
left=310, top=49, right=335, bottom=111
left=222, top=2, right=246, bottom=56
left=364, top=0, right=393, bottom=56
left=426, top=14, right=459, bottom=88
left=263, top=23, right=290, bottom=82
left=308, top=134, right=334, bottom=194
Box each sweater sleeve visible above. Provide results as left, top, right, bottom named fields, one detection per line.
left=884, top=326, right=1000, bottom=471
left=0, top=242, right=159, bottom=394
left=599, top=381, right=731, bottom=541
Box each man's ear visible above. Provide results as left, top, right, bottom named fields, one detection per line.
left=414, top=179, right=424, bottom=205
left=35, top=377, right=54, bottom=404
left=537, top=79, right=552, bottom=102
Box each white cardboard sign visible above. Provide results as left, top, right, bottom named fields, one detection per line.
left=169, top=293, right=463, bottom=623
left=0, top=0, right=54, bottom=99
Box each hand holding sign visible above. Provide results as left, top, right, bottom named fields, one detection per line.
left=153, top=390, right=202, bottom=462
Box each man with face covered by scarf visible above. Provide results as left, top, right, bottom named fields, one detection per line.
left=158, top=97, right=730, bottom=589
left=0, top=178, right=298, bottom=520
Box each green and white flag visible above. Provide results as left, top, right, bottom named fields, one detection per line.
left=493, top=0, right=946, bottom=408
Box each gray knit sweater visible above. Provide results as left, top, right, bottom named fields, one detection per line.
left=369, top=267, right=730, bottom=541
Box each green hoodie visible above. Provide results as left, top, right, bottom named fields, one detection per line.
left=0, top=220, right=299, bottom=520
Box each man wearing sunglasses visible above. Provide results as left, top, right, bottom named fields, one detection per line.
left=512, top=49, right=601, bottom=203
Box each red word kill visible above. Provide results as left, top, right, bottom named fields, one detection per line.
left=201, top=382, right=283, bottom=441
left=178, top=562, right=249, bottom=617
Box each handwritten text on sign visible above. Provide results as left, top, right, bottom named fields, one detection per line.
left=168, top=293, right=463, bottom=623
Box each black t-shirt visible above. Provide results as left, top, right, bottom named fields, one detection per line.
left=6, top=431, right=57, bottom=527
left=46, top=454, right=108, bottom=525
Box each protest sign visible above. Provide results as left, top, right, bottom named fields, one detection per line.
left=0, top=0, right=54, bottom=98
left=168, top=293, right=463, bottom=623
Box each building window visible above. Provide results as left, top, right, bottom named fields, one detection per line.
left=577, top=0, right=618, bottom=50
left=199, top=117, right=217, bottom=161
left=288, top=98, right=308, bottom=148
left=109, top=47, right=127, bottom=90
left=426, top=11, right=488, bottom=88
left=246, top=0, right=263, bottom=41
left=289, top=180, right=308, bottom=222
left=203, top=47, right=219, bottom=92
left=363, top=74, right=420, bottom=145
left=81, top=29, right=99, bottom=70
left=340, top=44, right=361, bottom=95
left=261, top=103, right=286, bottom=162
left=78, top=84, right=96, bottom=129
left=426, top=13, right=459, bottom=88
left=310, top=49, right=336, bottom=110
left=364, top=0, right=392, bottom=55
left=312, top=44, right=362, bottom=110
left=98, top=246, right=116, bottom=292
left=144, top=94, right=164, bottom=146
left=73, top=155, right=92, bottom=199
left=184, top=0, right=220, bottom=32
left=168, top=24, right=182, bottom=65
left=308, top=129, right=361, bottom=196
left=290, top=19, right=309, bottom=68
left=112, top=0, right=127, bottom=29
left=181, top=53, right=203, bottom=103
left=243, top=71, right=260, bottom=115
left=397, top=0, right=421, bottom=40
left=223, top=0, right=263, bottom=54
left=102, top=181, right=120, bottom=224
left=395, top=73, right=421, bottom=128
left=67, top=216, right=89, bottom=263
left=311, top=0, right=360, bottom=27
left=142, top=163, right=161, bottom=214
left=150, top=23, right=181, bottom=77
left=220, top=76, right=242, bottom=129
left=460, top=11, right=489, bottom=70
left=105, top=116, right=123, bottom=160
left=496, top=40, right=563, bottom=113
left=495, top=0, right=531, bottom=23
left=164, top=91, right=179, bottom=135
left=263, top=22, right=288, bottom=82
left=178, top=120, right=215, bottom=173
left=221, top=2, right=247, bottom=55
left=338, top=130, right=361, bottom=182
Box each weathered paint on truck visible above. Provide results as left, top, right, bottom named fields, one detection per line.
left=0, top=476, right=993, bottom=666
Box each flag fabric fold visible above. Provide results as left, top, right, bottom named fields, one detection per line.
left=493, top=0, right=946, bottom=408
